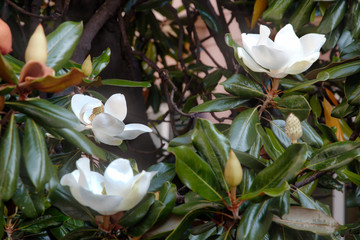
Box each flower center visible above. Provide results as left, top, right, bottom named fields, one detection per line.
left=89, top=105, right=104, bottom=122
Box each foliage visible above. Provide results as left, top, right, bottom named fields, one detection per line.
left=0, top=0, right=360, bottom=239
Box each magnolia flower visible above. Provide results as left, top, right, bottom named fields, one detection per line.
left=71, top=93, right=152, bottom=145
left=60, top=157, right=156, bottom=215
left=238, top=24, right=326, bottom=78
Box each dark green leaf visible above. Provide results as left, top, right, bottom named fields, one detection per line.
left=262, top=0, right=294, bottom=22
left=310, top=95, right=322, bottom=117
left=0, top=114, right=20, bottom=201
left=269, top=190, right=290, bottom=217
left=307, top=141, right=360, bottom=171
left=6, top=98, right=81, bottom=129
left=341, top=41, right=360, bottom=60
left=61, top=227, right=99, bottom=240
left=270, top=120, right=291, bottom=148
left=147, top=163, right=176, bottom=192
left=157, top=182, right=177, bottom=222
left=102, top=79, right=151, bottom=88
left=192, top=118, right=230, bottom=191
left=135, top=0, right=171, bottom=11
left=0, top=55, right=18, bottom=84
left=127, top=201, right=165, bottom=237
left=191, top=1, right=219, bottom=32
left=172, top=192, right=222, bottom=215
left=12, top=178, right=38, bottom=218
left=228, top=108, right=260, bottom=152
left=221, top=74, right=265, bottom=99
left=317, top=60, right=360, bottom=81
left=317, top=0, right=346, bottom=34
left=280, top=78, right=316, bottom=92
left=289, top=0, right=316, bottom=30
left=242, top=143, right=307, bottom=200
left=255, top=124, right=284, bottom=160
left=53, top=127, right=107, bottom=160
left=277, top=95, right=311, bottom=121
left=297, top=188, right=332, bottom=215
left=332, top=99, right=357, bottom=118
left=91, top=48, right=111, bottom=77
left=233, top=149, right=266, bottom=172
left=169, top=146, right=223, bottom=202
left=119, top=193, right=155, bottom=227
left=345, top=73, right=360, bottom=105
left=203, top=69, right=224, bottom=92
left=47, top=21, right=83, bottom=71
left=190, top=97, right=248, bottom=113
left=23, top=118, right=52, bottom=190
left=237, top=201, right=273, bottom=240
left=342, top=169, right=360, bottom=186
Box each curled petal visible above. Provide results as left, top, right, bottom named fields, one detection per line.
left=119, top=123, right=152, bottom=140
left=274, top=24, right=302, bottom=58
left=104, top=93, right=127, bottom=121
left=251, top=45, right=290, bottom=70
left=19, top=60, right=55, bottom=83
left=237, top=48, right=269, bottom=74
left=71, top=94, right=102, bottom=122
left=300, top=33, right=326, bottom=56
left=92, top=113, right=125, bottom=145
left=285, top=52, right=321, bottom=75
left=113, top=171, right=157, bottom=211
left=104, top=158, right=134, bottom=196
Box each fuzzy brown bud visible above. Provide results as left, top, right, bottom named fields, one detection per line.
left=224, top=150, right=243, bottom=187
left=285, top=113, right=303, bottom=144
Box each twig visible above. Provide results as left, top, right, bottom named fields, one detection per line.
left=294, top=171, right=327, bottom=188
left=4, top=0, right=61, bottom=20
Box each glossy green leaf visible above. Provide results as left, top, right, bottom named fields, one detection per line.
left=0, top=55, right=18, bottom=84
left=189, top=96, right=248, bottom=113
left=262, top=0, right=293, bottom=22
left=221, top=74, right=265, bottom=99
left=255, top=124, right=284, bottom=160
left=297, top=186, right=331, bottom=215
left=127, top=201, right=165, bottom=237
left=167, top=208, right=217, bottom=240
left=3, top=54, right=24, bottom=73
left=348, top=1, right=360, bottom=38
left=323, top=25, right=342, bottom=52
left=61, top=227, right=99, bottom=240
left=269, top=190, right=290, bottom=217
left=317, top=60, right=360, bottom=81
left=270, top=120, right=291, bottom=148
left=342, top=169, right=360, bottom=186
left=332, top=99, right=357, bottom=118
left=228, top=108, right=260, bottom=152
left=345, top=74, right=360, bottom=105
left=237, top=201, right=272, bottom=240
left=147, top=163, right=176, bottom=192
left=277, top=95, right=311, bottom=121
left=12, top=178, right=38, bottom=218
left=0, top=85, right=15, bottom=95
left=46, top=21, right=83, bottom=71
left=91, top=48, right=111, bottom=77
left=242, top=143, right=307, bottom=200
left=280, top=78, right=316, bottom=92
left=233, top=149, right=266, bottom=172
left=170, top=146, right=223, bottom=202
left=337, top=29, right=353, bottom=52
left=203, top=69, right=224, bottom=92
left=191, top=1, right=219, bottom=32
left=102, top=79, right=151, bottom=88
left=289, top=0, right=316, bottom=30
left=23, top=118, right=52, bottom=190
left=157, top=182, right=177, bottom=222
left=53, top=127, right=107, bottom=160
left=0, top=114, right=20, bottom=201
left=296, top=172, right=318, bottom=196
left=192, top=118, right=230, bottom=191
left=172, top=192, right=222, bottom=215
left=310, top=95, right=322, bottom=117
left=119, top=193, right=155, bottom=227
left=317, top=0, right=346, bottom=34
left=6, top=98, right=81, bottom=129
left=273, top=206, right=339, bottom=235
left=307, top=141, right=360, bottom=171
left=340, top=41, right=360, bottom=60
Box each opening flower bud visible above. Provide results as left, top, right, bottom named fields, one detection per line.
left=25, top=24, right=47, bottom=64
left=81, top=54, right=93, bottom=77
left=0, top=18, right=12, bottom=55
left=285, top=113, right=303, bottom=144
left=224, top=150, right=243, bottom=187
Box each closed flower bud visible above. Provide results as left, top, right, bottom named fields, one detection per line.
left=25, top=24, right=47, bottom=64
left=0, top=18, right=12, bottom=55
left=81, top=54, right=92, bottom=77
left=285, top=113, right=303, bottom=143
left=224, top=150, right=243, bottom=187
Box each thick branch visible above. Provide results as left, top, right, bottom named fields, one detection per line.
left=72, top=0, right=124, bottom=62
left=294, top=171, right=327, bottom=188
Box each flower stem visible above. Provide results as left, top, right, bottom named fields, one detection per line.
left=259, top=78, right=280, bottom=116
left=103, top=215, right=110, bottom=231
left=230, top=186, right=239, bottom=219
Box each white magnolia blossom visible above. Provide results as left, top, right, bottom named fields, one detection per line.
left=60, top=157, right=157, bottom=215
left=71, top=93, right=152, bottom=145
left=238, top=24, right=326, bottom=78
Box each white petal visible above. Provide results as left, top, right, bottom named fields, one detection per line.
left=257, top=25, right=273, bottom=46
left=119, top=123, right=152, bottom=140
left=300, top=33, right=326, bottom=56
left=76, top=158, right=92, bottom=190
left=104, top=158, right=134, bottom=196
left=284, top=52, right=320, bottom=75
left=251, top=45, right=291, bottom=70
left=92, top=113, right=126, bottom=145
left=241, top=33, right=260, bottom=55
left=71, top=94, right=102, bottom=121
left=104, top=93, right=127, bottom=121
left=274, top=24, right=302, bottom=58
left=73, top=186, right=125, bottom=215
left=267, top=70, right=288, bottom=79
left=79, top=102, right=103, bottom=125
left=237, top=47, right=269, bottom=74
left=113, top=171, right=157, bottom=211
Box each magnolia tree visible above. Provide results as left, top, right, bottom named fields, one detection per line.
left=1, top=0, right=360, bottom=239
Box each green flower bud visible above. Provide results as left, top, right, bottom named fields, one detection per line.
left=285, top=113, right=302, bottom=144
left=224, top=150, right=243, bottom=187
left=25, top=24, right=47, bottom=64
left=81, top=54, right=93, bottom=77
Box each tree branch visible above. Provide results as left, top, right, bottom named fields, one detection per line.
left=4, top=0, right=60, bottom=20
left=294, top=171, right=327, bottom=188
